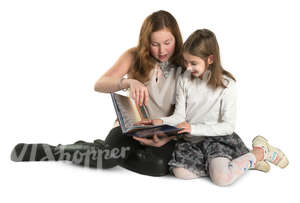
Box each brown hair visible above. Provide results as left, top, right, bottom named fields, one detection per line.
left=183, top=29, right=235, bottom=89
left=129, top=10, right=184, bottom=83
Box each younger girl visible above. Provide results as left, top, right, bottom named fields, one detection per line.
left=134, top=29, right=289, bottom=186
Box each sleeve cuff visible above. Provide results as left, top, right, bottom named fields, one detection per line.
left=190, top=124, right=201, bottom=135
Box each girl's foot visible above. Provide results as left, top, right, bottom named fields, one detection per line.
left=250, top=149, right=270, bottom=172
left=252, top=136, right=289, bottom=168
left=254, top=160, right=270, bottom=172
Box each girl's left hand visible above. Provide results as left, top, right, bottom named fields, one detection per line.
left=133, top=134, right=176, bottom=147
left=136, top=119, right=163, bottom=126
left=177, top=121, right=191, bottom=134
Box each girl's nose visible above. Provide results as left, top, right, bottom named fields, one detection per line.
left=186, top=65, right=192, bottom=71
left=159, top=45, right=166, bottom=54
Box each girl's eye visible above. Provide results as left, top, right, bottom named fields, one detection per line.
left=151, top=43, right=159, bottom=46
left=191, top=63, right=197, bottom=66
left=165, top=42, right=170, bottom=45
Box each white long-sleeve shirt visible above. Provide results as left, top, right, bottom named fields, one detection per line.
left=160, top=71, right=236, bottom=142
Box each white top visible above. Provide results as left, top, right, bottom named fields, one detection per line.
left=143, top=64, right=182, bottom=119
left=160, top=71, right=236, bottom=142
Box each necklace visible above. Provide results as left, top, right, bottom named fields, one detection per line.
left=154, top=60, right=173, bottom=83
left=159, top=61, right=170, bottom=78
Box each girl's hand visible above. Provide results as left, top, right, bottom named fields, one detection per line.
left=177, top=121, right=191, bottom=134
left=127, top=79, right=149, bottom=106
left=151, top=119, right=163, bottom=125
left=136, top=119, right=163, bottom=126
left=133, top=134, right=176, bottom=147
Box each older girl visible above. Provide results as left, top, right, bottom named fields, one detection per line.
left=12, top=10, right=184, bottom=177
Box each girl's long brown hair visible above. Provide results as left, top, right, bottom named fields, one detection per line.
left=129, top=10, right=184, bottom=83
left=183, top=29, right=235, bottom=89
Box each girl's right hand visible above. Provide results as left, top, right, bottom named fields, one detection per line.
left=136, top=119, right=163, bottom=126
left=127, top=79, right=149, bottom=106
left=133, top=134, right=176, bottom=148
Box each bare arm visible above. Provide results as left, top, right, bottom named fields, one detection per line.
left=94, top=48, right=149, bottom=106
left=94, top=48, right=134, bottom=93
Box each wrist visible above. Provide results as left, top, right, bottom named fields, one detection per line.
left=119, top=78, right=130, bottom=90
left=123, top=78, right=132, bottom=89
left=152, top=119, right=163, bottom=125
left=158, top=119, right=163, bottom=124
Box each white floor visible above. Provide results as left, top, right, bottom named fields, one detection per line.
left=2, top=1, right=300, bottom=202
left=3, top=135, right=298, bottom=203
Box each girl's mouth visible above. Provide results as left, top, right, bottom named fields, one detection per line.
left=159, top=54, right=168, bottom=60
left=191, top=71, right=200, bottom=76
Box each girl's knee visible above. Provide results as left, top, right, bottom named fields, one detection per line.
left=210, top=170, right=233, bottom=186
left=172, top=167, right=200, bottom=180
left=209, top=158, right=233, bottom=186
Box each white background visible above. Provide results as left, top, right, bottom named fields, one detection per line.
left=1, top=0, right=299, bottom=202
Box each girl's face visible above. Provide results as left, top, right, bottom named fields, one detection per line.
left=150, top=28, right=175, bottom=62
left=183, top=52, right=210, bottom=78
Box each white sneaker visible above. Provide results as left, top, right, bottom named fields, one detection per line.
left=254, top=160, right=271, bottom=172
left=252, top=136, right=289, bottom=168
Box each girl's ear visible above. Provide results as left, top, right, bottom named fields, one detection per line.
left=208, top=55, right=214, bottom=65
